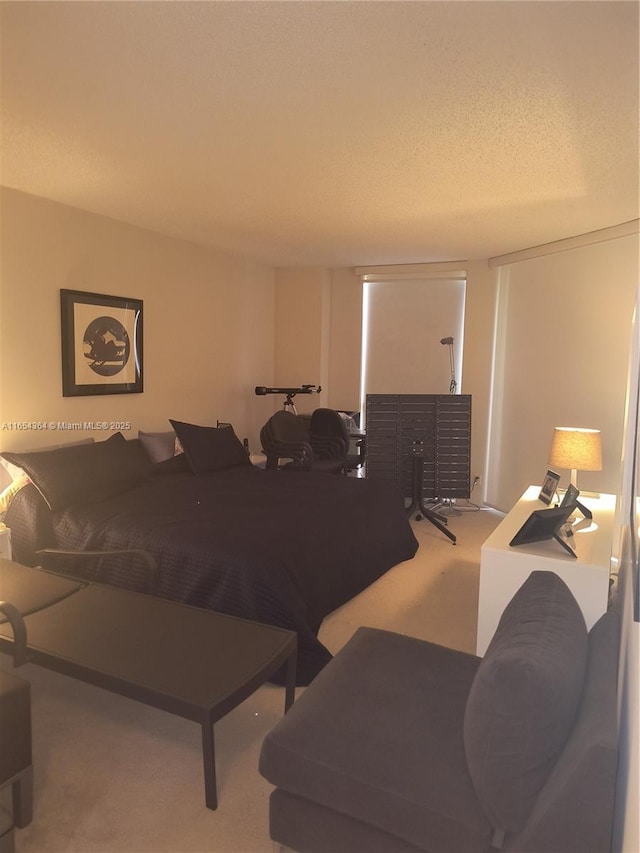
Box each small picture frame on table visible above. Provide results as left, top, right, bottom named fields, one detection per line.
left=538, top=469, right=560, bottom=505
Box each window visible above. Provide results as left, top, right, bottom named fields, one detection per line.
left=360, top=276, right=466, bottom=421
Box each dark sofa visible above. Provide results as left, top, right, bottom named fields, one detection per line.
left=259, top=571, right=620, bottom=853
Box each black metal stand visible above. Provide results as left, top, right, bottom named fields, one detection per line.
left=406, top=455, right=456, bottom=544
left=553, top=532, right=577, bottom=557
left=575, top=499, right=593, bottom=520
left=283, top=393, right=298, bottom=414
left=430, top=498, right=462, bottom=517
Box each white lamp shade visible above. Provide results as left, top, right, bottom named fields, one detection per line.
left=549, top=427, right=602, bottom=472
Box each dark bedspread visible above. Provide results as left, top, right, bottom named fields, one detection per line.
left=6, top=465, right=418, bottom=683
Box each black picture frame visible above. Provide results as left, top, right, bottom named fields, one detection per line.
left=560, top=483, right=580, bottom=509
left=559, top=482, right=593, bottom=520
left=509, top=505, right=577, bottom=557
left=538, top=469, right=560, bottom=504
left=60, top=289, right=143, bottom=397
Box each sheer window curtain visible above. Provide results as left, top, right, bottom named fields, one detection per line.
left=360, top=277, right=466, bottom=423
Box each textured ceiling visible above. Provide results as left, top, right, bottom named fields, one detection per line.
left=1, top=1, right=638, bottom=267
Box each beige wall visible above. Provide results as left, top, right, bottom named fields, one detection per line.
left=268, top=267, right=331, bottom=417
left=0, top=188, right=276, bottom=453
left=328, top=267, right=363, bottom=412
left=460, top=260, right=498, bottom=489
left=270, top=266, right=364, bottom=420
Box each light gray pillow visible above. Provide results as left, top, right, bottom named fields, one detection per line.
left=138, top=430, right=180, bottom=463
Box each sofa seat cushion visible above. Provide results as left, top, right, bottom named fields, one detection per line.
left=463, top=571, right=589, bottom=835
left=260, top=626, right=492, bottom=853
left=269, top=788, right=439, bottom=853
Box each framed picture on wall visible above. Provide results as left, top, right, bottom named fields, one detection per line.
left=60, top=289, right=143, bottom=396
left=538, top=469, right=560, bottom=505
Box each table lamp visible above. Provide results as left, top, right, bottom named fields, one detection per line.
left=548, top=427, right=602, bottom=490
left=549, top=427, right=602, bottom=520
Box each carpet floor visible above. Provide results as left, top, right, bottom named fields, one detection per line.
left=3, top=501, right=503, bottom=853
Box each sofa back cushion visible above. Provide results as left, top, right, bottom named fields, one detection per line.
left=463, top=570, right=588, bottom=834
left=504, top=606, right=620, bottom=853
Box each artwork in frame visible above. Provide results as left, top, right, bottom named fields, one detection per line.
left=60, top=289, right=143, bottom=397
left=538, top=469, right=560, bottom=505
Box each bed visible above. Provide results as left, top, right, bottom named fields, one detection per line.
left=1, top=423, right=418, bottom=684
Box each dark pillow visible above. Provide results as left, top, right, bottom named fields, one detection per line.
left=169, top=419, right=250, bottom=475
left=1, top=437, right=95, bottom=490
left=463, top=571, right=588, bottom=834
left=3, top=433, right=152, bottom=511
left=152, top=453, right=189, bottom=476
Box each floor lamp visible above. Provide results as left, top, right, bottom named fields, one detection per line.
left=440, top=336, right=457, bottom=394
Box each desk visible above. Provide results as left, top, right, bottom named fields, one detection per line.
left=476, top=486, right=615, bottom=655
left=0, top=559, right=297, bottom=810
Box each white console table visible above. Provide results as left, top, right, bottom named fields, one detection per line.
left=476, top=485, right=616, bottom=656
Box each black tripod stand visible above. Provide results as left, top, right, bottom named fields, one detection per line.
left=406, top=453, right=456, bottom=544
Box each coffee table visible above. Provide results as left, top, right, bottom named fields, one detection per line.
left=0, top=558, right=297, bottom=810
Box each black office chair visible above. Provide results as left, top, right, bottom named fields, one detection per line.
left=309, top=409, right=364, bottom=474
left=260, top=411, right=346, bottom=474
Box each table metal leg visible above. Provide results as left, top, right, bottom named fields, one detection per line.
left=284, top=648, right=296, bottom=712
left=12, top=767, right=33, bottom=827
left=201, top=724, right=217, bottom=810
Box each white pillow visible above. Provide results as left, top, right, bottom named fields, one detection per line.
left=0, top=472, right=31, bottom=516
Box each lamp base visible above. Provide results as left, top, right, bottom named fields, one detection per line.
left=566, top=470, right=600, bottom=500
